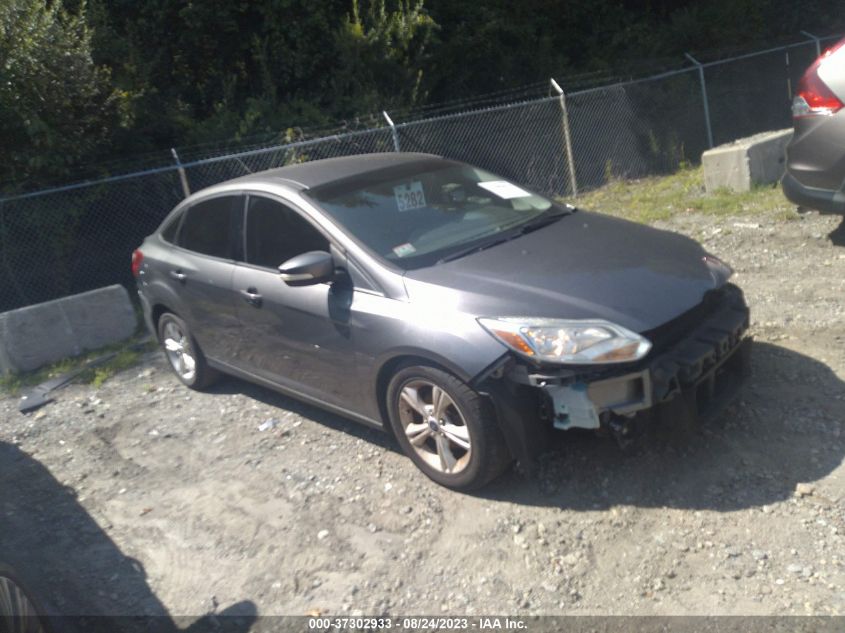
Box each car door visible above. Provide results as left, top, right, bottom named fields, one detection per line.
left=168, top=194, right=243, bottom=361
left=232, top=193, right=357, bottom=408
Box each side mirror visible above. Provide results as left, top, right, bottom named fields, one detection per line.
left=278, top=250, right=335, bottom=287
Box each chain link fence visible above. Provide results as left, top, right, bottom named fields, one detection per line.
left=0, top=35, right=841, bottom=313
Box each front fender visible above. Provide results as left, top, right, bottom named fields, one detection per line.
left=372, top=346, right=483, bottom=385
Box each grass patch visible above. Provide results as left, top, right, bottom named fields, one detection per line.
left=565, top=165, right=800, bottom=224
left=0, top=336, right=155, bottom=397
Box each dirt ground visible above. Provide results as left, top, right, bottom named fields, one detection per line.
left=2, top=208, right=845, bottom=619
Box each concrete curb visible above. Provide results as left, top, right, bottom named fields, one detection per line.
left=0, top=285, right=137, bottom=374
left=702, top=128, right=793, bottom=193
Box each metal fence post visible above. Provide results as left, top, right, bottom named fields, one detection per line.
left=383, top=111, right=401, bottom=152
left=170, top=148, right=191, bottom=198
left=550, top=78, right=578, bottom=197
left=785, top=50, right=793, bottom=101
left=800, top=30, right=822, bottom=57
left=684, top=53, right=715, bottom=149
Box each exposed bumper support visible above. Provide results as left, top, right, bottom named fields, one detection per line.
left=544, top=368, right=653, bottom=431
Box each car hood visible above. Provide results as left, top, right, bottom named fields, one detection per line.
left=403, top=211, right=728, bottom=333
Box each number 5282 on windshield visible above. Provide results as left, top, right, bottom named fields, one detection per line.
left=394, top=181, right=427, bottom=212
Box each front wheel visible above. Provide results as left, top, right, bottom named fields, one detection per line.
left=386, top=365, right=512, bottom=490
left=0, top=564, right=49, bottom=633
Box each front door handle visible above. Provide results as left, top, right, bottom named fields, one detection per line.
left=240, top=288, right=263, bottom=307
left=169, top=270, right=187, bottom=282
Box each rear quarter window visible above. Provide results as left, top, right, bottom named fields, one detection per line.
left=159, top=210, right=183, bottom=243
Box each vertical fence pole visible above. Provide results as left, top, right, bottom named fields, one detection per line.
left=800, top=30, right=822, bottom=57
left=684, top=53, right=714, bottom=149
left=383, top=111, right=401, bottom=152
left=785, top=50, right=792, bottom=101
left=550, top=78, right=578, bottom=197
left=170, top=148, right=191, bottom=198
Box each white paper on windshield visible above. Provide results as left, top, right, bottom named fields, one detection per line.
left=392, top=242, right=416, bottom=257
left=394, top=181, right=427, bottom=212
left=477, top=180, right=532, bottom=199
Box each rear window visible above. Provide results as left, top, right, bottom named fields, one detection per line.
left=179, top=196, right=240, bottom=259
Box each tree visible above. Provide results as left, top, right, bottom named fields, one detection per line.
left=86, top=0, right=437, bottom=148
left=4, top=0, right=844, bottom=187
left=0, top=0, right=118, bottom=187
left=332, top=0, right=438, bottom=117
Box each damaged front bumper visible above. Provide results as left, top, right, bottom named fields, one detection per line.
left=477, top=284, right=751, bottom=468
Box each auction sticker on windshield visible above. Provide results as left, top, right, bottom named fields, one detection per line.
left=394, top=181, right=427, bottom=212
left=478, top=180, right=532, bottom=199
left=392, top=242, right=416, bottom=257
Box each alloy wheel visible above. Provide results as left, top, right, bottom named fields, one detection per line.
left=0, top=574, right=46, bottom=633
left=398, top=380, right=472, bottom=474
left=162, top=321, right=197, bottom=382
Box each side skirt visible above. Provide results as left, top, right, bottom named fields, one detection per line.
left=206, top=358, right=385, bottom=431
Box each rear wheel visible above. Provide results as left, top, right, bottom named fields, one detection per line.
left=386, top=365, right=512, bottom=490
left=157, top=313, right=218, bottom=389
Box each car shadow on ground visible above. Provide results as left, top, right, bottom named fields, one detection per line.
left=205, top=342, right=843, bottom=515
left=481, top=341, right=845, bottom=511
left=826, top=216, right=845, bottom=246
left=0, top=442, right=258, bottom=632
left=206, top=378, right=400, bottom=453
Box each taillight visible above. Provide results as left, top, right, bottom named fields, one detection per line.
left=793, top=40, right=845, bottom=118
left=131, top=249, right=144, bottom=277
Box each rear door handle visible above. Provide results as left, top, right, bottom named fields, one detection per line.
left=240, top=288, right=262, bottom=307
left=169, top=270, right=186, bottom=282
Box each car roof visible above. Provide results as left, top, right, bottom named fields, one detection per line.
left=219, top=152, right=443, bottom=191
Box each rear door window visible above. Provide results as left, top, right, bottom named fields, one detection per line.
left=244, top=196, right=329, bottom=269
left=179, top=195, right=241, bottom=259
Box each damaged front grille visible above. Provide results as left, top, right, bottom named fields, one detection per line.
left=642, top=284, right=741, bottom=356
left=648, top=283, right=749, bottom=404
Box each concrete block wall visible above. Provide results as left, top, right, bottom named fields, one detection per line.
left=702, top=129, right=793, bottom=193
left=0, top=285, right=137, bottom=374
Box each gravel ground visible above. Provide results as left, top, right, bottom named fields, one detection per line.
left=2, top=208, right=845, bottom=619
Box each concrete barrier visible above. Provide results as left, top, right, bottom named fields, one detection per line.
left=0, top=285, right=137, bottom=374
left=702, top=128, right=793, bottom=193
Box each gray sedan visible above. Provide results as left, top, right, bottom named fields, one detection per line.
left=133, top=153, right=750, bottom=490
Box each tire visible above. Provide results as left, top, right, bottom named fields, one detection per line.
left=0, top=564, right=50, bottom=633
left=386, top=364, right=512, bottom=490
left=156, top=312, right=219, bottom=390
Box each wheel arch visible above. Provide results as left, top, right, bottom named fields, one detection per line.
left=373, top=349, right=474, bottom=433
left=151, top=303, right=176, bottom=337
left=374, top=349, right=547, bottom=471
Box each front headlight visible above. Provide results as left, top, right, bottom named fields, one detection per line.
left=477, top=317, right=652, bottom=364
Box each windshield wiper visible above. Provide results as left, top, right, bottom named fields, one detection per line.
left=514, top=205, right=575, bottom=234
left=436, top=235, right=512, bottom=264
left=436, top=206, right=575, bottom=264
left=437, top=205, right=577, bottom=264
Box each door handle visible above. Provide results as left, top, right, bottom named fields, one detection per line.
left=240, top=288, right=263, bottom=307
left=169, top=270, right=186, bottom=282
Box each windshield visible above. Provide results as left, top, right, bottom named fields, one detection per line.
left=306, top=162, right=556, bottom=270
